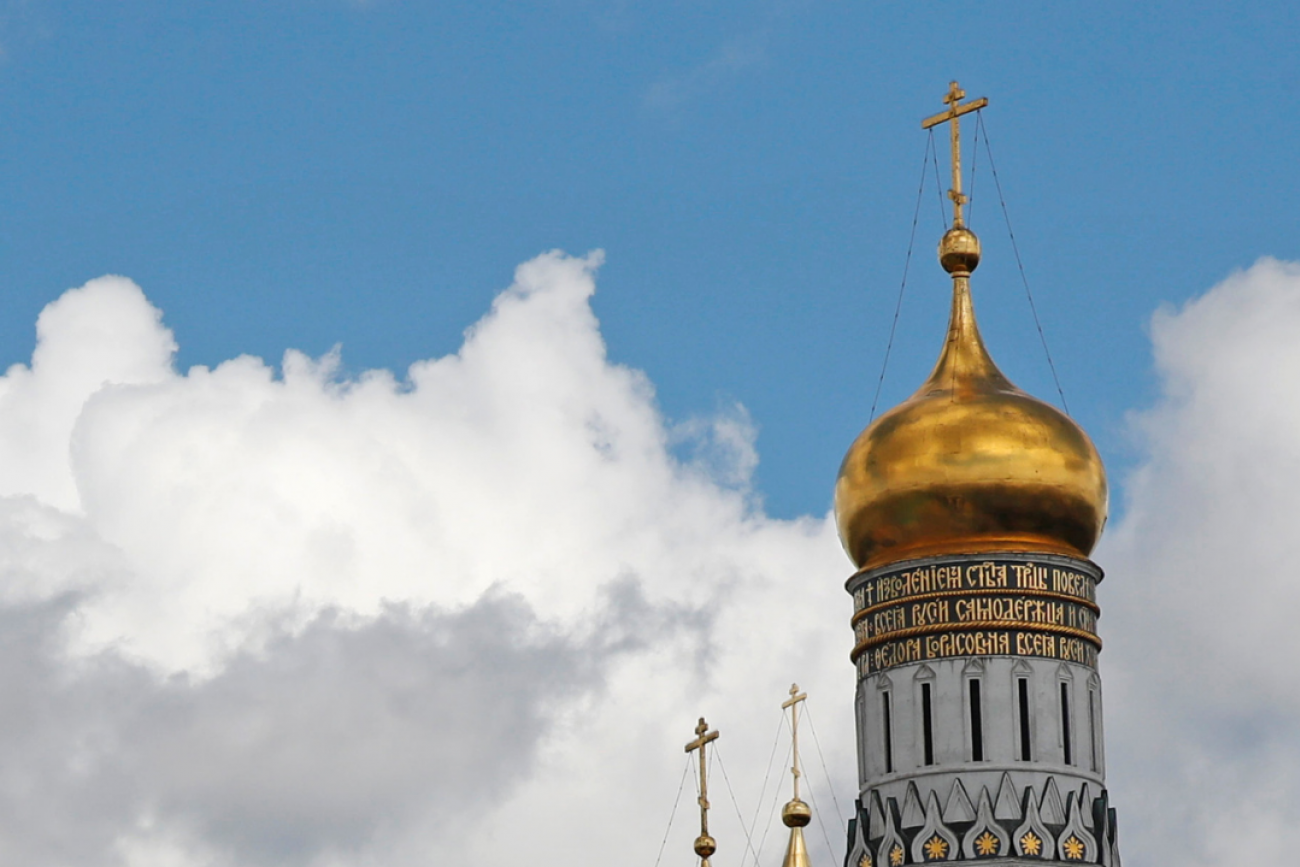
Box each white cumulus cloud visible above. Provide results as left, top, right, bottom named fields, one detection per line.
left=0, top=252, right=850, bottom=867
left=1101, top=257, right=1300, bottom=866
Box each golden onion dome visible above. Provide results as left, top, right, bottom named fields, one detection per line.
left=834, top=226, right=1107, bottom=571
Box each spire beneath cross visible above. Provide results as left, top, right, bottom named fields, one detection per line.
left=921, top=80, right=988, bottom=228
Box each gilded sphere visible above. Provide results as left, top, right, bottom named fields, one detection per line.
left=694, top=835, right=717, bottom=858
left=834, top=279, right=1107, bottom=571
left=782, top=798, right=812, bottom=828
left=939, top=226, right=981, bottom=274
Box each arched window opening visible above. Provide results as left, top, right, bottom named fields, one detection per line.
left=1060, top=682, right=1073, bottom=766
left=921, top=682, right=935, bottom=766
left=1088, top=689, right=1099, bottom=772
left=882, top=691, right=894, bottom=773
left=1017, top=677, right=1032, bottom=761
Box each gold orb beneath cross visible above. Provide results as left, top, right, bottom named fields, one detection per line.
left=694, top=834, right=717, bottom=858
left=782, top=798, right=812, bottom=828
left=939, top=226, right=981, bottom=274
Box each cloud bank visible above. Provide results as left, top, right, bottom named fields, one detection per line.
left=0, top=251, right=1291, bottom=865
left=1102, top=257, right=1300, bottom=866
left=0, top=253, right=850, bottom=867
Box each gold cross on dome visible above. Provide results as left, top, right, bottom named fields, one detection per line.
left=685, top=717, right=720, bottom=865
left=781, top=683, right=808, bottom=800
left=921, top=80, right=988, bottom=228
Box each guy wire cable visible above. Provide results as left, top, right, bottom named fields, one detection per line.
left=744, top=709, right=789, bottom=864
left=798, top=757, right=840, bottom=867
left=967, top=109, right=981, bottom=228
left=714, top=743, right=763, bottom=867
left=754, top=739, right=794, bottom=866
left=976, top=111, right=1071, bottom=415
left=802, top=701, right=848, bottom=834
left=928, top=127, right=947, bottom=232
left=869, top=136, right=931, bottom=422
left=651, top=754, right=693, bottom=867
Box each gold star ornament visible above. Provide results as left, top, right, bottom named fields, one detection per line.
left=890, top=843, right=905, bottom=866
left=1062, top=836, right=1086, bottom=860
left=974, top=831, right=1000, bottom=856
left=1019, top=831, right=1042, bottom=856
left=923, top=835, right=949, bottom=860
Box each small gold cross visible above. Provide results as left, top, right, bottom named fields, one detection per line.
left=685, top=717, right=720, bottom=865
left=921, top=80, right=988, bottom=228
left=782, top=684, right=808, bottom=800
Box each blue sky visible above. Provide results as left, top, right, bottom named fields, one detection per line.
left=0, top=0, right=1296, bottom=518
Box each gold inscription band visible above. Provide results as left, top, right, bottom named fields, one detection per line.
left=850, top=620, right=1103, bottom=661
left=856, top=628, right=1100, bottom=674
left=851, top=586, right=1101, bottom=625
left=847, top=557, right=1106, bottom=673
left=854, top=559, right=1098, bottom=609
left=852, top=593, right=1099, bottom=647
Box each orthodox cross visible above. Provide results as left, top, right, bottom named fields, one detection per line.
left=782, top=683, right=808, bottom=800
left=685, top=717, right=720, bottom=866
left=921, top=80, right=988, bottom=228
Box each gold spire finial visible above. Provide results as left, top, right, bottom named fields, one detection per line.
left=921, top=80, right=988, bottom=229
left=685, top=717, right=720, bottom=866
left=779, top=685, right=812, bottom=867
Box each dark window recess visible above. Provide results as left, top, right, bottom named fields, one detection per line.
left=969, top=679, right=984, bottom=761
left=1061, top=683, right=1073, bottom=765
left=1017, top=678, right=1032, bottom=761
left=882, top=692, right=894, bottom=773
left=922, top=682, right=935, bottom=766
left=1089, top=690, right=1099, bottom=771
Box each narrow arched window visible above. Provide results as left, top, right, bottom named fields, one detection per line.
left=1017, top=677, right=1032, bottom=761
left=921, top=682, right=935, bottom=766
left=1060, top=682, right=1073, bottom=766
left=882, top=691, right=894, bottom=773
left=1088, top=688, right=1099, bottom=772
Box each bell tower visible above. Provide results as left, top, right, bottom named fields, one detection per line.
left=835, top=83, right=1121, bottom=866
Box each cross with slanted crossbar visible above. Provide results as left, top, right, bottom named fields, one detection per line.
left=782, top=683, right=808, bottom=801
left=921, top=80, right=988, bottom=228
left=685, top=717, right=720, bottom=866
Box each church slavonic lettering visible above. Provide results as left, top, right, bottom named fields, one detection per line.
left=856, top=558, right=1098, bottom=613
left=1016, top=632, right=1056, bottom=657
left=964, top=561, right=1008, bottom=588
left=1051, top=567, right=1095, bottom=602
left=954, top=597, right=1066, bottom=626
left=859, top=594, right=1094, bottom=641
left=1058, top=638, right=1091, bottom=664
left=860, top=629, right=1098, bottom=673
left=870, top=637, right=925, bottom=671
left=1065, top=606, right=1096, bottom=631
left=912, top=599, right=949, bottom=626
left=869, top=607, right=907, bottom=636
left=1009, top=562, right=1049, bottom=590
left=871, top=563, right=965, bottom=605
left=850, top=557, right=1103, bottom=674
left=925, top=631, right=1011, bottom=657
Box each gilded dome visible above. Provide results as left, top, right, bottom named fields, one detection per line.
left=834, top=237, right=1107, bottom=571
